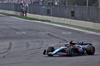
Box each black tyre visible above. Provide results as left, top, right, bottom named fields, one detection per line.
left=47, top=46, right=55, bottom=56
left=86, top=46, right=95, bottom=55
left=66, top=47, right=75, bottom=56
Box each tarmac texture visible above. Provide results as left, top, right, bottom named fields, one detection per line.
left=0, top=15, right=100, bottom=66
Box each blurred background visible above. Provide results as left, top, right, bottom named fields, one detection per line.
left=0, top=0, right=99, bottom=7
left=0, top=0, right=100, bottom=23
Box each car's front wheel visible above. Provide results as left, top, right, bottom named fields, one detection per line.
left=66, top=47, right=75, bottom=56
left=47, top=46, right=55, bottom=56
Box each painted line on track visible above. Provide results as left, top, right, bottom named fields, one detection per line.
left=11, top=17, right=100, bottom=36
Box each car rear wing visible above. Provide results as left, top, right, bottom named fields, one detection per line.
left=76, top=42, right=92, bottom=45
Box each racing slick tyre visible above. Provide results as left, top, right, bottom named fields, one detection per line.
left=66, top=47, right=75, bottom=56
left=86, top=46, right=95, bottom=55
left=47, top=46, right=55, bottom=56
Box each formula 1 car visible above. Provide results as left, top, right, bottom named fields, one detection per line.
left=43, top=41, right=95, bottom=56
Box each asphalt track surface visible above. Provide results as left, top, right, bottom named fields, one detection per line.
left=0, top=15, right=100, bottom=66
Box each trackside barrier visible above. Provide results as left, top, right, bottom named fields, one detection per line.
left=0, top=10, right=20, bottom=16
left=94, top=23, right=100, bottom=30
left=86, top=22, right=95, bottom=29
left=71, top=20, right=86, bottom=27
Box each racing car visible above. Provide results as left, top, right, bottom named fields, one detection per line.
left=43, top=41, right=95, bottom=56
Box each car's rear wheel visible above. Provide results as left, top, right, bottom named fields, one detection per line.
left=86, top=45, right=95, bottom=55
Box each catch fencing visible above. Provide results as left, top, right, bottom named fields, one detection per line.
left=0, top=3, right=100, bottom=23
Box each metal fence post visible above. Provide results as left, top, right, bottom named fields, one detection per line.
left=99, top=0, right=100, bottom=8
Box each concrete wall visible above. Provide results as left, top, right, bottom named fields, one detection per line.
left=0, top=9, right=100, bottom=30
left=0, top=10, right=20, bottom=16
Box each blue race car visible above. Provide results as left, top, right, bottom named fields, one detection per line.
left=43, top=41, right=95, bottom=56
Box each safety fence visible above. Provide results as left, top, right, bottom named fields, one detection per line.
left=0, top=3, right=100, bottom=23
